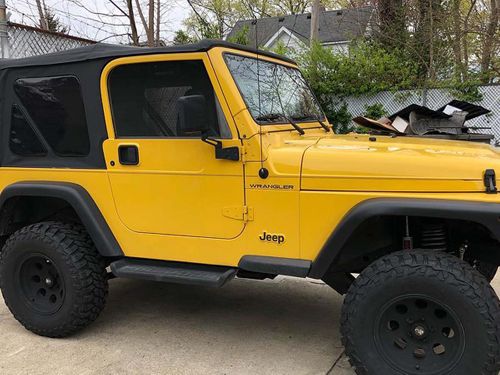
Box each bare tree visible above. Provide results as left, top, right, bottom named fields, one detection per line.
left=275, top=0, right=310, bottom=14
left=35, top=0, right=48, bottom=30
left=66, top=0, right=168, bottom=46
left=377, top=0, right=406, bottom=49
left=156, top=0, right=160, bottom=45
left=125, top=0, right=140, bottom=45
left=481, top=0, right=499, bottom=79
left=135, top=0, right=149, bottom=38
left=461, top=0, right=477, bottom=73
left=132, top=0, right=157, bottom=45
left=451, top=0, right=464, bottom=80
left=148, top=0, right=154, bottom=46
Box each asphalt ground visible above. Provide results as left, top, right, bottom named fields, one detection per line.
left=1, top=274, right=499, bottom=374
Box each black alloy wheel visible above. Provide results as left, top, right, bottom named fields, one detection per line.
left=376, top=295, right=464, bottom=374
left=18, top=254, right=65, bottom=314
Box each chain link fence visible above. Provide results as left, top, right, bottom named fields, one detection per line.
left=2, top=22, right=95, bottom=59
left=336, top=85, right=500, bottom=143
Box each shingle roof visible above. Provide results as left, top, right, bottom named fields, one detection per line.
left=227, top=7, right=374, bottom=47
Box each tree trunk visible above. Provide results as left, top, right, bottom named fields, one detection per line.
left=451, top=0, right=463, bottom=81
left=155, top=0, right=160, bottom=46
left=414, top=0, right=440, bottom=80
left=35, top=0, right=48, bottom=30
left=462, top=0, right=477, bottom=79
left=481, top=0, right=499, bottom=81
left=378, top=0, right=405, bottom=49
left=135, top=0, right=150, bottom=42
left=126, top=0, right=140, bottom=45
left=148, top=0, right=154, bottom=46
left=428, top=0, right=435, bottom=80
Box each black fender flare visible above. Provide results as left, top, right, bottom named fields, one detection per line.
left=0, top=181, right=123, bottom=258
left=308, top=198, right=500, bottom=278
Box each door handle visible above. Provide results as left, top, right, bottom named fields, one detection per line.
left=118, top=145, right=139, bottom=165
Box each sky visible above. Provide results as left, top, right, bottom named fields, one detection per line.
left=8, top=0, right=191, bottom=44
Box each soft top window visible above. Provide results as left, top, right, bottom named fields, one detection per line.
left=108, top=60, right=230, bottom=138
left=14, top=75, right=90, bottom=156
left=9, top=105, right=47, bottom=157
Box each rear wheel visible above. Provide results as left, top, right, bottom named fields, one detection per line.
left=341, top=250, right=500, bottom=374
left=0, top=222, right=108, bottom=337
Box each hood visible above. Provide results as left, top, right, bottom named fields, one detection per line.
left=301, top=134, right=500, bottom=192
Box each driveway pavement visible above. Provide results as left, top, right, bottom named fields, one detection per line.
left=1, top=274, right=499, bottom=374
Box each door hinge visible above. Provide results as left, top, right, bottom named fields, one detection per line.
left=223, top=206, right=254, bottom=222
left=240, top=145, right=248, bottom=164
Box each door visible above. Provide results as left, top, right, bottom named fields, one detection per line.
left=101, top=53, right=245, bottom=239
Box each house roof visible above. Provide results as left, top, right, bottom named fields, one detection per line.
left=227, top=7, right=374, bottom=47
left=0, top=39, right=295, bottom=70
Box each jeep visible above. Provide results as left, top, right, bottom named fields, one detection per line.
left=0, top=40, right=499, bottom=374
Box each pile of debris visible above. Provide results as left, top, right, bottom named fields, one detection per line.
left=353, top=100, right=493, bottom=143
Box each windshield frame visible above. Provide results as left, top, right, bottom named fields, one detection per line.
left=222, top=52, right=326, bottom=126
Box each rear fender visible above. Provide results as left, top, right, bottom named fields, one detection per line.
left=0, top=181, right=123, bottom=258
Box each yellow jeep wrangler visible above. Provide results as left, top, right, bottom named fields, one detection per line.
left=0, top=40, right=499, bottom=374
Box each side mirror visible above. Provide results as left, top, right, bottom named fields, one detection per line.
left=177, top=94, right=239, bottom=161
left=177, top=94, right=208, bottom=136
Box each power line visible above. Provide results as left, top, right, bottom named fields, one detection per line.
left=14, top=0, right=130, bottom=40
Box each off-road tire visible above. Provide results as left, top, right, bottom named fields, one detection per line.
left=341, top=250, right=500, bottom=375
left=0, top=221, right=108, bottom=337
left=474, top=261, right=498, bottom=283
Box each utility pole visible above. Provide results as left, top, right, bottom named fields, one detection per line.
left=310, top=0, right=321, bottom=46
left=0, top=0, right=9, bottom=58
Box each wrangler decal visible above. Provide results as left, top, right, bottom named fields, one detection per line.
left=249, top=184, right=294, bottom=190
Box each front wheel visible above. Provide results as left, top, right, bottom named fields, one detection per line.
left=0, top=222, right=108, bottom=337
left=471, top=259, right=497, bottom=282
left=341, top=250, right=500, bottom=374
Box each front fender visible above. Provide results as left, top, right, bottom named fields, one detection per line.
left=308, top=198, right=500, bottom=278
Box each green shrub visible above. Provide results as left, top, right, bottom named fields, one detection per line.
left=327, top=103, right=355, bottom=134
left=363, top=103, right=387, bottom=120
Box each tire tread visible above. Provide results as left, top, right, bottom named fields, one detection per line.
left=340, top=250, right=500, bottom=375
left=0, top=221, right=108, bottom=337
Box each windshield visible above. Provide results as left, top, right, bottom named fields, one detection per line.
left=224, top=53, right=325, bottom=124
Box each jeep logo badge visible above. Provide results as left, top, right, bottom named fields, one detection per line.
left=259, top=231, right=285, bottom=244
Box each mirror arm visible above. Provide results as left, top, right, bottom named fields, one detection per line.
left=202, top=135, right=240, bottom=161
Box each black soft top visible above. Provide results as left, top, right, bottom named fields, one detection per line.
left=0, top=39, right=294, bottom=171
left=0, top=39, right=295, bottom=70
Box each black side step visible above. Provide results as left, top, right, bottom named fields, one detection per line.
left=110, top=258, right=237, bottom=287
left=238, top=255, right=311, bottom=277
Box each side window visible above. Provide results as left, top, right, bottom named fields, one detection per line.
left=14, top=76, right=90, bottom=156
left=9, top=105, right=47, bottom=156
left=108, top=60, right=231, bottom=138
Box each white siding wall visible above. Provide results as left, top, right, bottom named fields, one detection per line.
left=267, top=32, right=306, bottom=53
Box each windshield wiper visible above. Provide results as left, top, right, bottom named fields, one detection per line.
left=317, top=117, right=331, bottom=132
left=287, top=116, right=305, bottom=135
left=255, top=113, right=284, bottom=122
left=291, top=114, right=331, bottom=132
left=256, top=113, right=305, bottom=135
